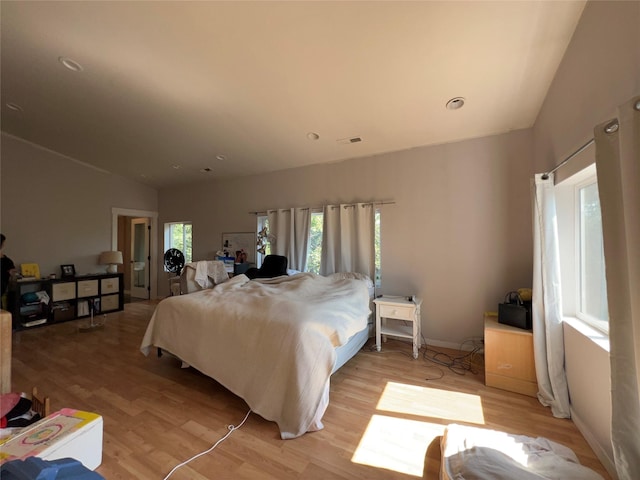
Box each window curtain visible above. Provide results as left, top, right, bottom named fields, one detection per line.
left=594, top=96, right=640, bottom=480
left=532, top=173, right=571, bottom=418
left=267, top=208, right=310, bottom=272
left=319, top=203, right=375, bottom=278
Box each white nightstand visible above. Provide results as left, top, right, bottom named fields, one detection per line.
left=374, top=296, right=422, bottom=359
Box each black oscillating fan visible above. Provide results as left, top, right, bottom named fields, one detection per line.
left=164, top=248, right=185, bottom=275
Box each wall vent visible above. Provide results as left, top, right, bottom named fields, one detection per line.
left=336, top=136, right=362, bottom=145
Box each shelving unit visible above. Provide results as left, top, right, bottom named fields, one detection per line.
left=8, top=273, right=124, bottom=330
left=8, top=278, right=51, bottom=328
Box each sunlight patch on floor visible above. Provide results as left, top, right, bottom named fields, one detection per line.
left=351, top=414, right=445, bottom=477
left=376, top=381, right=485, bottom=425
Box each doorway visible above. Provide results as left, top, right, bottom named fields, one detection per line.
left=130, top=217, right=150, bottom=299
left=112, top=207, right=158, bottom=303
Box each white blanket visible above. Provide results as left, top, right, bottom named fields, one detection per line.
left=184, top=260, right=228, bottom=289
left=140, top=273, right=370, bottom=439
left=441, top=424, right=604, bottom=480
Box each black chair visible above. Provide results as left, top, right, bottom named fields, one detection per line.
left=245, top=255, right=288, bottom=279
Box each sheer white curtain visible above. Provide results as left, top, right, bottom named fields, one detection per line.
left=532, top=173, right=571, bottom=418
left=319, top=203, right=375, bottom=278
left=594, top=96, right=640, bottom=480
left=267, top=208, right=311, bottom=271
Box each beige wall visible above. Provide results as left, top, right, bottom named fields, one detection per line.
left=532, top=1, right=640, bottom=476
left=159, top=128, right=535, bottom=347
left=0, top=133, right=158, bottom=278
left=533, top=0, right=640, bottom=180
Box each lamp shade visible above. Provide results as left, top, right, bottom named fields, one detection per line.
left=99, top=251, right=123, bottom=273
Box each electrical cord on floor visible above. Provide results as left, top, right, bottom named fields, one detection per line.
left=364, top=335, right=484, bottom=379
left=422, top=336, right=484, bottom=376
left=163, top=409, right=252, bottom=480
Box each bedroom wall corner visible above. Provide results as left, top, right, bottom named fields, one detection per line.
left=157, top=128, right=535, bottom=348
left=531, top=2, right=639, bottom=478
left=0, top=132, right=158, bottom=279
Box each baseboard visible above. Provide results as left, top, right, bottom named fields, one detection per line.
left=570, top=407, right=618, bottom=479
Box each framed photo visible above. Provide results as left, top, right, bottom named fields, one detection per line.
left=222, top=232, right=256, bottom=264
left=60, top=264, right=76, bottom=278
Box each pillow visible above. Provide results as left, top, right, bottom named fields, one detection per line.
left=327, top=272, right=373, bottom=287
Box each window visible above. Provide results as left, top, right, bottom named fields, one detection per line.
left=256, top=208, right=381, bottom=285
left=306, top=211, right=323, bottom=274
left=164, top=222, right=192, bottom=269
left=374, top=209, right=381, bottom=287
left=256, top=216, right=270, bottom=267
left=556, top=164, right=608, bottom=334
left=577, top=179, right=608, bottom=331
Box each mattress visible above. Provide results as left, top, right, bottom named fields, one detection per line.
left=333, top=325, right=369, bottom=374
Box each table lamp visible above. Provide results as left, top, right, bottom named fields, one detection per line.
left=99, top=251, right=123, bottom=273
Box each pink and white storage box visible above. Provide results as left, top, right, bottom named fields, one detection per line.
left=0, top=408, right=103, bottom=471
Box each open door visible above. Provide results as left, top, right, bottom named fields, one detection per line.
left=130, top=217, right=150, bottom=299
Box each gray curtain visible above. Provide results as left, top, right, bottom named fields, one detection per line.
left=267, top=208, right=310, bottom=271
left=532, top=173, right=571, bottom=418
left=595, top=96, right=640, bottom=480
left=319, top=203, right=375, bottom=278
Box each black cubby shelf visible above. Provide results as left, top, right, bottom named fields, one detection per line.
left=7, top=273, right=124, bottom=330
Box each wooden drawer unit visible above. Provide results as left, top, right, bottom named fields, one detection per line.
left=101, top=277, right=119, bottom=294
left=484, top=315, right=538, bottom=397
left=77, top=279, right=99, bottom=298
left=101, top=294, right=120, bottom=312
left=51, top=282, right=76, bottom=302
left=1, top=310, right=11, bottom=394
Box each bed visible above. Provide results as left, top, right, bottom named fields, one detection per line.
left=140, top=272, right=372, bottom=439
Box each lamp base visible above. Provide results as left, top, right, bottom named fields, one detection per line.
left=106, top=264, right=117, bottom=274
left=78, top=313, right=105, bottom=333
left=78, top=322, right=104, bottom=333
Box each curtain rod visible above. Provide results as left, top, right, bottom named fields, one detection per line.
left=249, top=200, right=395, bottom=216
left=541, top=138, right=594, bottom=180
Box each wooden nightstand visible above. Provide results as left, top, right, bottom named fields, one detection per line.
left=374, top=296, right=422, bottom=359
left=1, top=310, right=11, bottom=393
left=484, top=314, right=538, bottom=397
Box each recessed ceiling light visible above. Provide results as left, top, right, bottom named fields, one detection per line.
left=307, top=132, right=320, bottom=141
left=6, top=103, right=23, bottom=112
left=215, top=154, right=226, bottom=161
left=58, top=56, right=83, bottom=72
left=446, top=97, right=465, bottom=110
left=172, top=164, right=181, bottom=170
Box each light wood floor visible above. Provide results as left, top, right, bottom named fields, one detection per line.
left=10, top=301, right=611, bottom=479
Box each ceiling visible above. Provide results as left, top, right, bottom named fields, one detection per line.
left=1, top=1, right=586, bottom=188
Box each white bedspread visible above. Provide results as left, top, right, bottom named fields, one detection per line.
left=140, top=272, right=370, bottom=439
